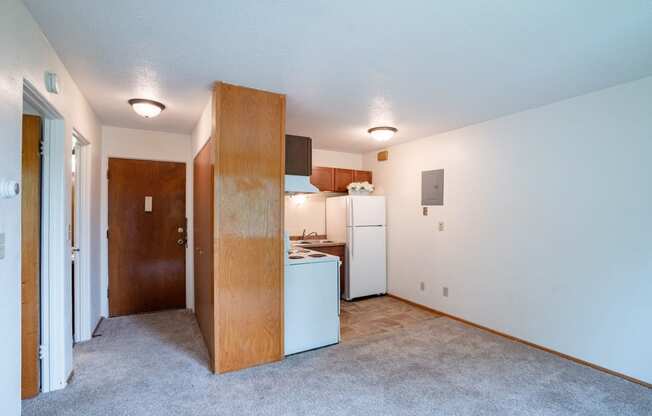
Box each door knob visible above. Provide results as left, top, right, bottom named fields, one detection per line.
left=177, top=238, right=186, bottom=246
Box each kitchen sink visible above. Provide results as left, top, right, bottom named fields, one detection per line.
left=296, top=240, right=334, bottom=245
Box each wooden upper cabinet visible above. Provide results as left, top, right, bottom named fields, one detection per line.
left=334, top=168, right=354, bottom=193
left=310, top=166, right=334, bottom=191
left=311, top=166, right=373, bottom=192
left=285, top=135, right=312, bottom=176
left=354, top=170, right=372, bottom=184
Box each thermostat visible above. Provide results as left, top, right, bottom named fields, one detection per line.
left=0, top=179, right=20, bottom=199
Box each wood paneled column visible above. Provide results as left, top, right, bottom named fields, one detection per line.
left=194, top=82, right=285, bottom=373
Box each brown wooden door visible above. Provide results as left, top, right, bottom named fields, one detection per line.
left=21, top=115, right=41, bottom=399
left=108, top=158, right=186, bottom=316
left=193, top=140, right=215, bottom=363
left=334, top=168, right=354, bottom=192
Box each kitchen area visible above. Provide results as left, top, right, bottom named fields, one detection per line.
left=284, top=134, right=433, bottom=355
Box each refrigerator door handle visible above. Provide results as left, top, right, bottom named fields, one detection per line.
left=350, top=228, right=354, bottom=259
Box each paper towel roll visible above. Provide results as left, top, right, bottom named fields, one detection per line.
left=0, top=179, right=20, bottom=199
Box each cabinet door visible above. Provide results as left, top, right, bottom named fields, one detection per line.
left=353, top=170, right=372, bottom=184
left=334, top=168, right=354, bottom=193
left=285, top=135, right=312, bottom=176
left=310, top=166, right=334, bottom=191
left=311, top=245, right=346, bottom=298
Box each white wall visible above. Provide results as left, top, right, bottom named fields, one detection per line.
left=0, top=0, right=102, bottom=413
left=191, top=96, right=212, bottom=157
left=363, top=76, right=652, bottom=384
left=285, top=193, right=329, bottom=237
left=100, top=126, right=194, bottom=315
left=313, top=149, right=363, bottom=170
left=285, top=149, right=363, bottom=237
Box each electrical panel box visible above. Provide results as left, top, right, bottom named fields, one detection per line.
left=421, top=169, right=444, bottom=206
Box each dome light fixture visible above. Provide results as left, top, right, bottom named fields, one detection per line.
left=128, top=98, right=166, bottom=118
left=368, top=126, right=397, bottom=142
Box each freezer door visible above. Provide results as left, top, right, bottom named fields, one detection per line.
left=347, top=226, right=387, bottom=299
left=348, top=196, right=386, bottom=226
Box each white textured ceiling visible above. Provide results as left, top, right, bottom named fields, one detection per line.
left=24, top=0, right=652, bottom=152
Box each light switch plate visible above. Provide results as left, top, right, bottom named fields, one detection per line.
left=0, top=232, right=5, bottom=259
left=145, top=196, right=153, bottom=212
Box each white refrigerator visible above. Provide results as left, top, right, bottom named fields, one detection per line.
left=326, top=195, right=387, bottom=300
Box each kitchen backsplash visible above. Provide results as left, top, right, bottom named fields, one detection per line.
left=284, top=193, right=327, bottom=236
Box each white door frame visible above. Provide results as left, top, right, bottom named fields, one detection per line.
left=23, top=79, right=70, bottom=393
left=72, top=130, right=92, bottom=343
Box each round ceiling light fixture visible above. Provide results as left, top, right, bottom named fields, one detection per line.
left=368, top=126, right=397, bottom=142
left=128, top=98, right=166, bottom=118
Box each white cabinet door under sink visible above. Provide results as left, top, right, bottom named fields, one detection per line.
left=347, top=225, right=387, bottom=299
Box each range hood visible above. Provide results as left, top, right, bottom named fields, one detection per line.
left=285, top=134, right=319, bottom=193
left=285, top=174, right=319, bottom=194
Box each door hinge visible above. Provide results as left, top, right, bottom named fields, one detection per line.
left=106, top=229, right=110, bottom=239
left=39, top=140, right=45, bottom=156
left=106, top=170, right=110, bottom=180
left=39, top=344, right=47, bottom=360
left=107, top=288, right=109, bottom=298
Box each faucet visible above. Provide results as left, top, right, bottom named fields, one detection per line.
left=301, top=229, right=319, bottom=240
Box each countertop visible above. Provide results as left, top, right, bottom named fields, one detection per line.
left=291, top=240, right=345, bottom=248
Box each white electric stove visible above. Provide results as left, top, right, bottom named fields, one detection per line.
left=284, top=247, right=340, bottom=355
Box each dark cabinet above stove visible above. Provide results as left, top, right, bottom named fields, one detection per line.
left=285, top=134, right=312, bottom=176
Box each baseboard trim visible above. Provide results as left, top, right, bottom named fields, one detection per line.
left=91, top=317, right=104, bottom=337
left=387, top=293, right=651, bottom=389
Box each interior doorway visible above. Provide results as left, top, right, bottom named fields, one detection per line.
left=21, top=114, right=42, bottom=399
left=71, top=133, right=89, bottom=344
left=108, top=158, right=187, bottom=317
left=23, top=79, right=71, bottom=394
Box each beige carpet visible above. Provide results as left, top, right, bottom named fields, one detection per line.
left=22, top=308, right=652, bottom=415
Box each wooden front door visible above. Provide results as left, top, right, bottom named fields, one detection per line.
left=108, top=158, right=186, bottom=317
left=21, top=115, right=41, bottom=399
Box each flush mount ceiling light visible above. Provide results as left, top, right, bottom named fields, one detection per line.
left=128, top=98, right=166, bottom=118
left=368, top=126, right=397, bottom=142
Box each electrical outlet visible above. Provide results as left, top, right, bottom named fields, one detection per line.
left=420, top=281, right=425, bottom=291
left=0, top=232, right=5, bottom=259
left=438, top=221, right=445, bottom=232
left=443, top=287, right=449, bottom=297
left=422, top=207, right=428, bottom=216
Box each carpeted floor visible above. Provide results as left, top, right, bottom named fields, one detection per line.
left=23, top=308, right=652, bottom=416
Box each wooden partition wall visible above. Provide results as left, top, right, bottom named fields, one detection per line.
left=194, top=82, right=286, bottom=373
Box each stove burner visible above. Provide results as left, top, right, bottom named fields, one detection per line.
left=289, top=255, right=304, bottom=259
left=308, top=253, right=326, bottom=258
